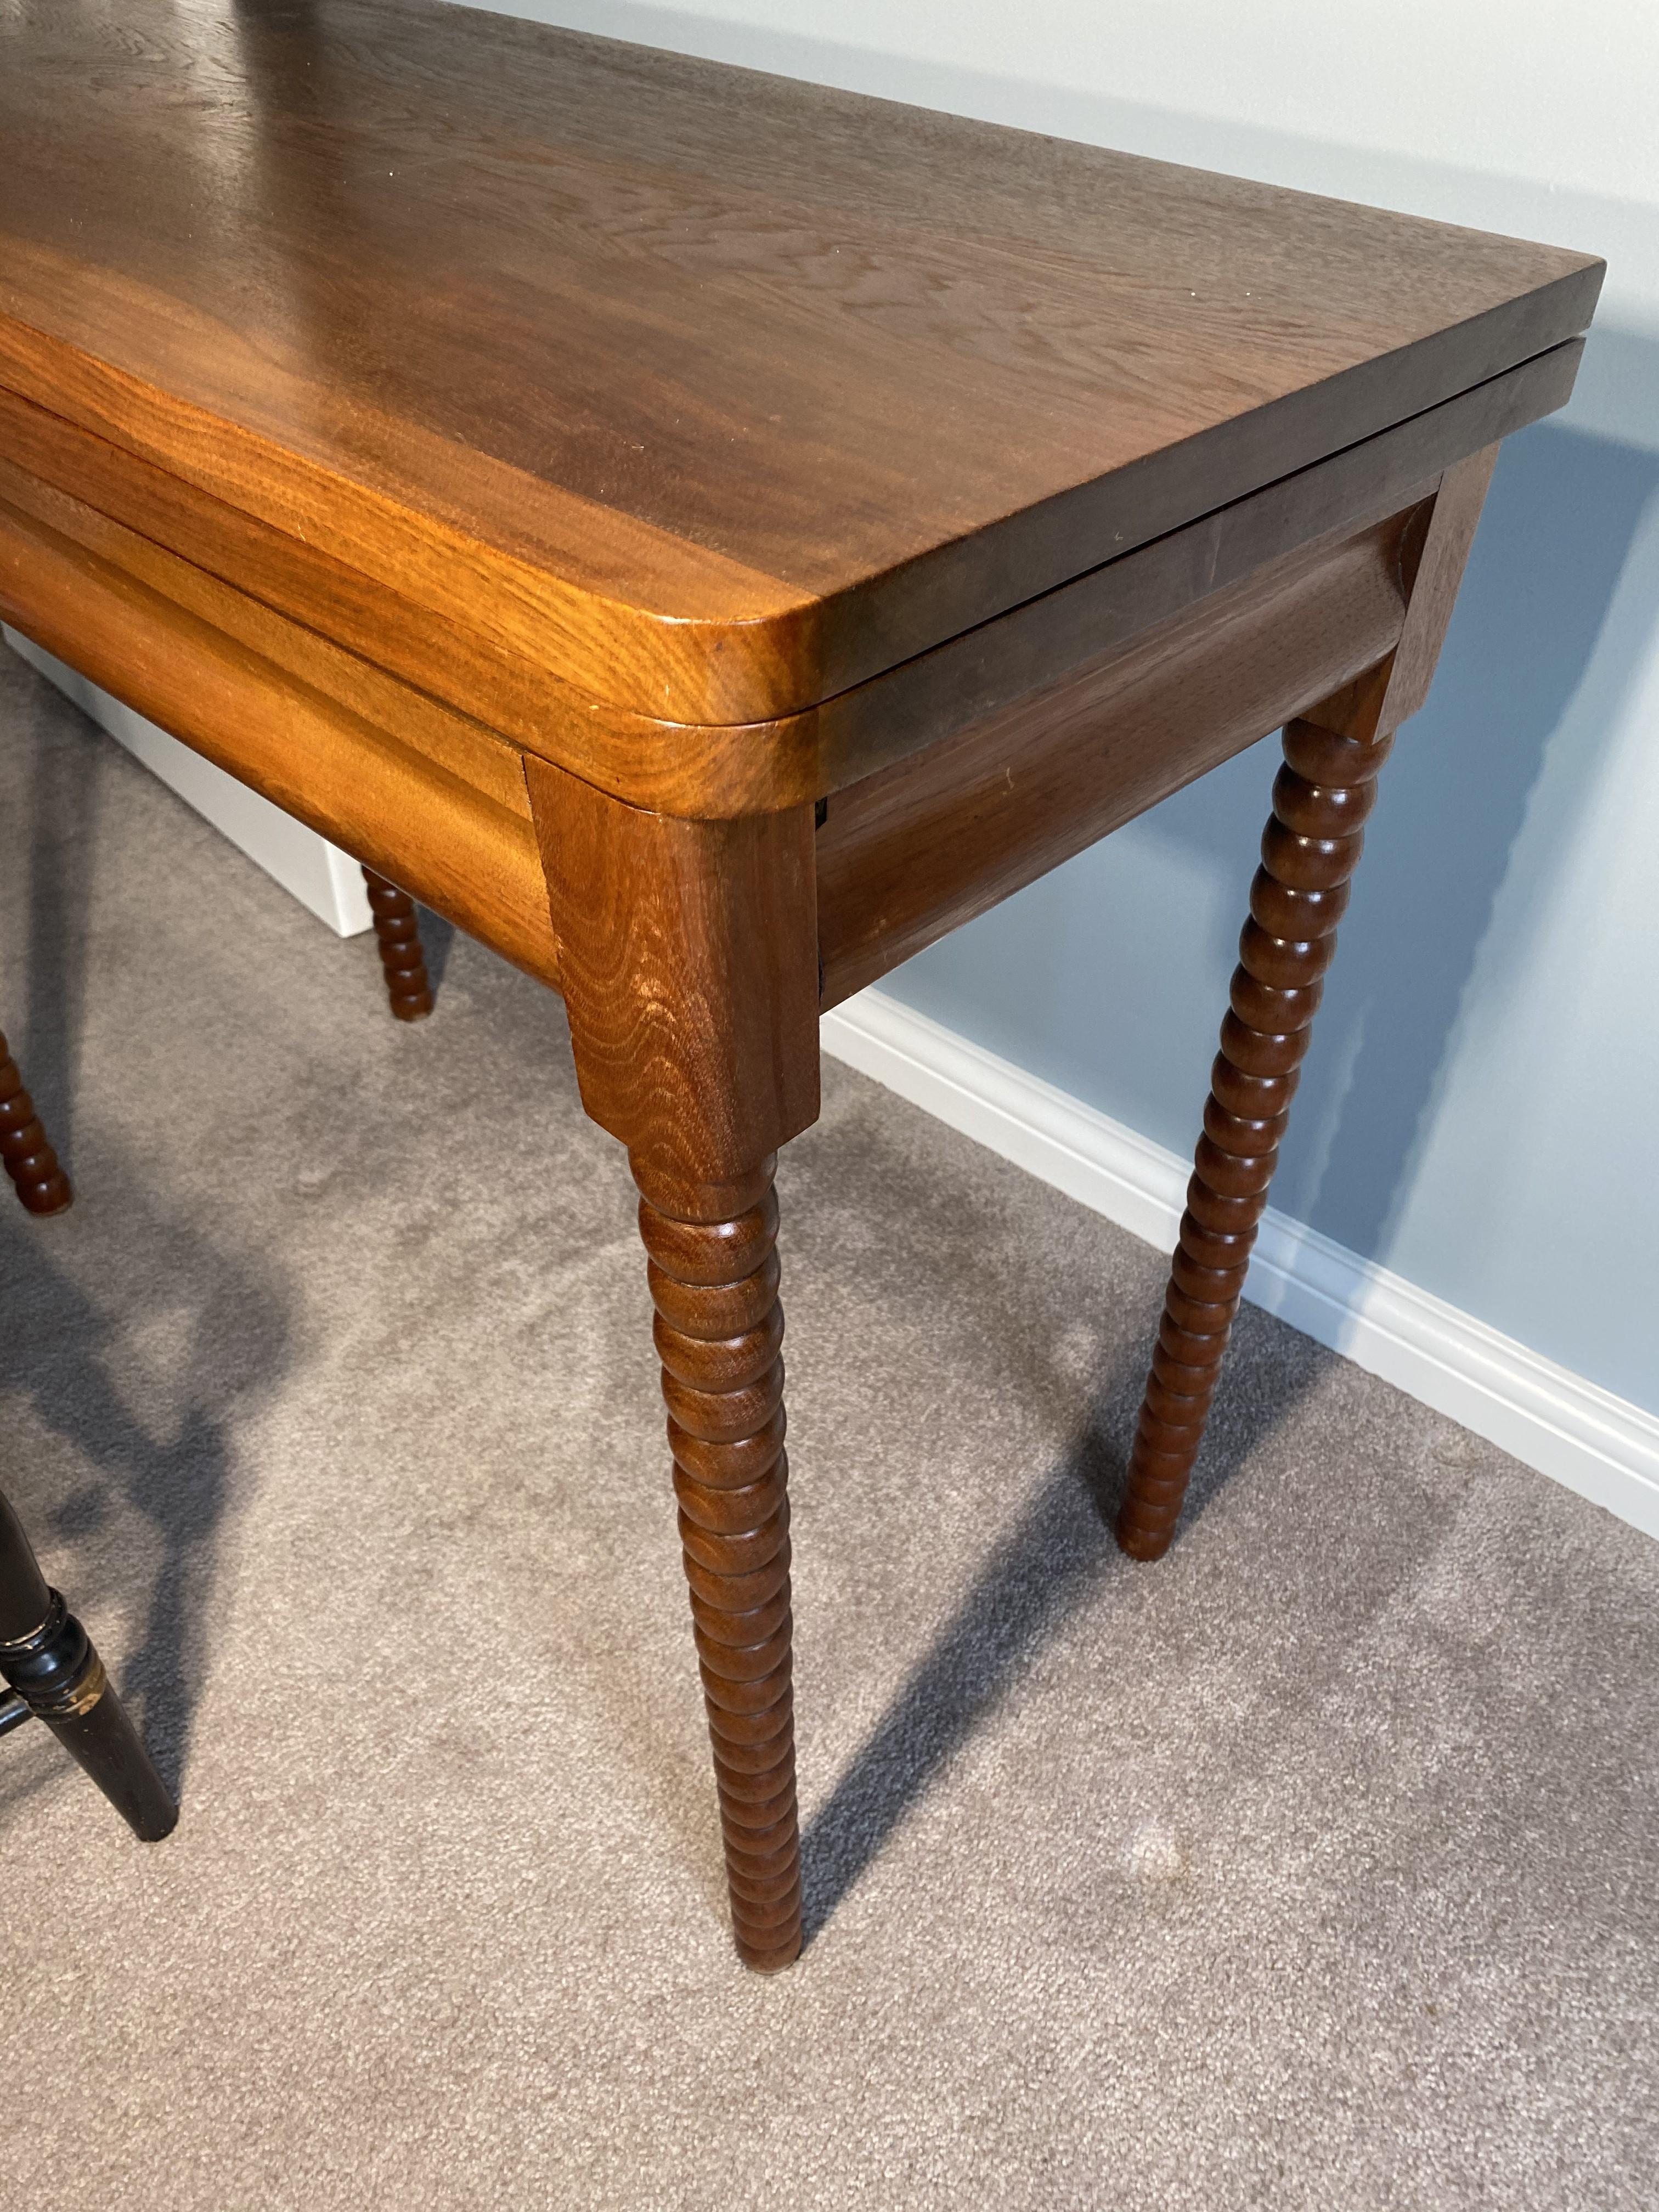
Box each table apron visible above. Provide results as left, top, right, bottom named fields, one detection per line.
left=815, top=506, right=1414, bottom=1007
left=0, top=476, right=561, bottom=990
left=0, top=338, right=1582, bottom=820
left=0, top=349, right=1580, bottom=1018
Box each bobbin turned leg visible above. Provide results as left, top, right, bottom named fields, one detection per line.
left=0, top=1487, right=176, bottom=1839
left=635, top=1153, right=800, bottom=1968
left=1117, top=449, right=1498, bottom=1560
left=524, top=755, right=820, bottom=1970
left=1116, top=713, right=1388, bottom=1559
left=362, top=865, right=434, bottom=1020
left=0, top=1026, right=71, bottom=1215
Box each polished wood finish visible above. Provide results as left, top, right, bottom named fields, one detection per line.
left=635, top=1153, right=800, bottom=1970
left=0, top=481, right=561, bottom=990
left=0, top=397, right=550, bottom=814
left=0, top=1486, right=177, bottom=1840
left=1116, top=451, right=1499, bottom=1560
left=819, top=510, right=1415, bottom=1005
left=0, top=1025, right=71, bottom=1215
left=816, top=334, right=1569, bottom=1003
left=0, top=1, right=1601, bottom=1966
left=0, top=1, right=1600, bottom=740
left=526, top=760, right=819, bottom=1188
left=527, top=763, right=815, bottom=1966
left=362, top=867, right=434, bottom=1023
left=1115, top=711, right=1397, bottom=1560
left=804, top=337, right=1577, bottom=829
left=0, top=335, right=1578, bottom=830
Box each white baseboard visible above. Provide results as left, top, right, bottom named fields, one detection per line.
left=5, top=627, right=374, bottom=937
left=822, top=988, right=1659, bottom=1542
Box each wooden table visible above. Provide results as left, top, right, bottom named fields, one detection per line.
left=0, top=0, right=1600, bottom=1970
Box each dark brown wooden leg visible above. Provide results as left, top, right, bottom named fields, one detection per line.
left=0, top=1487, right=177, bottom=1839
left=0, top=1025, right=72, bottom=1215
left=362, top=865, right=435, bottom=1020
left=1116, top=713, right=1388, bottom=1559
left=524, top=755, right=819, bottom=1969
left=635, top=1152, right=800, bottom=1969
left=1117, top=449, right=1499, bottom=1560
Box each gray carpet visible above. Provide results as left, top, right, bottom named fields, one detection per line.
left=2, top=636, right=1656, bottom=2210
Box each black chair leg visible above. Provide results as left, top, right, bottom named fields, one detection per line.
left=0, top=1487, right=176, bottom=1840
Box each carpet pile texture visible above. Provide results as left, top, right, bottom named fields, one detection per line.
left=2, top=641, right=1655, bottom=2208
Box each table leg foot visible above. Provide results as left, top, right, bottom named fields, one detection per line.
left=634, top=1150, right=802, bottom=1971
left=1116, top=713, right=1393, bottom=1560
left=362, top=866, right=435, bottom=1021
left=0, top=1027, right=72, bottom=1215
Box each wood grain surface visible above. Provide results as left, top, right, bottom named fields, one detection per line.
left=0, top=335, right=1583, bottom=822
left=0, top=484, right=562, bottom=988
left=0, top=0, right=1602, bottom=726
left=0, top=0, right=1607, bottom=1978
left=527, top=759, right=820, bottom=1184
left=816, top=507, right=1416, bottom=1005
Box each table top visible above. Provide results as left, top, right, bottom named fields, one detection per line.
left=0, top=0, right=1601, bottom=725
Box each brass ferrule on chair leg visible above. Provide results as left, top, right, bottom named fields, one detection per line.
left=0, top=1586, right=179, bottom=1842
left=0, top=1589, right=106, bottom=1719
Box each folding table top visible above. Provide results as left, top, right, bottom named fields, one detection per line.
left=0, top=0, right=1601, bottom=724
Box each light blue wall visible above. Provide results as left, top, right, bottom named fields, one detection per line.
left=893, top=424, right=1659, bottom=1414
left=464, top=1, right=1659, bottom=1417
